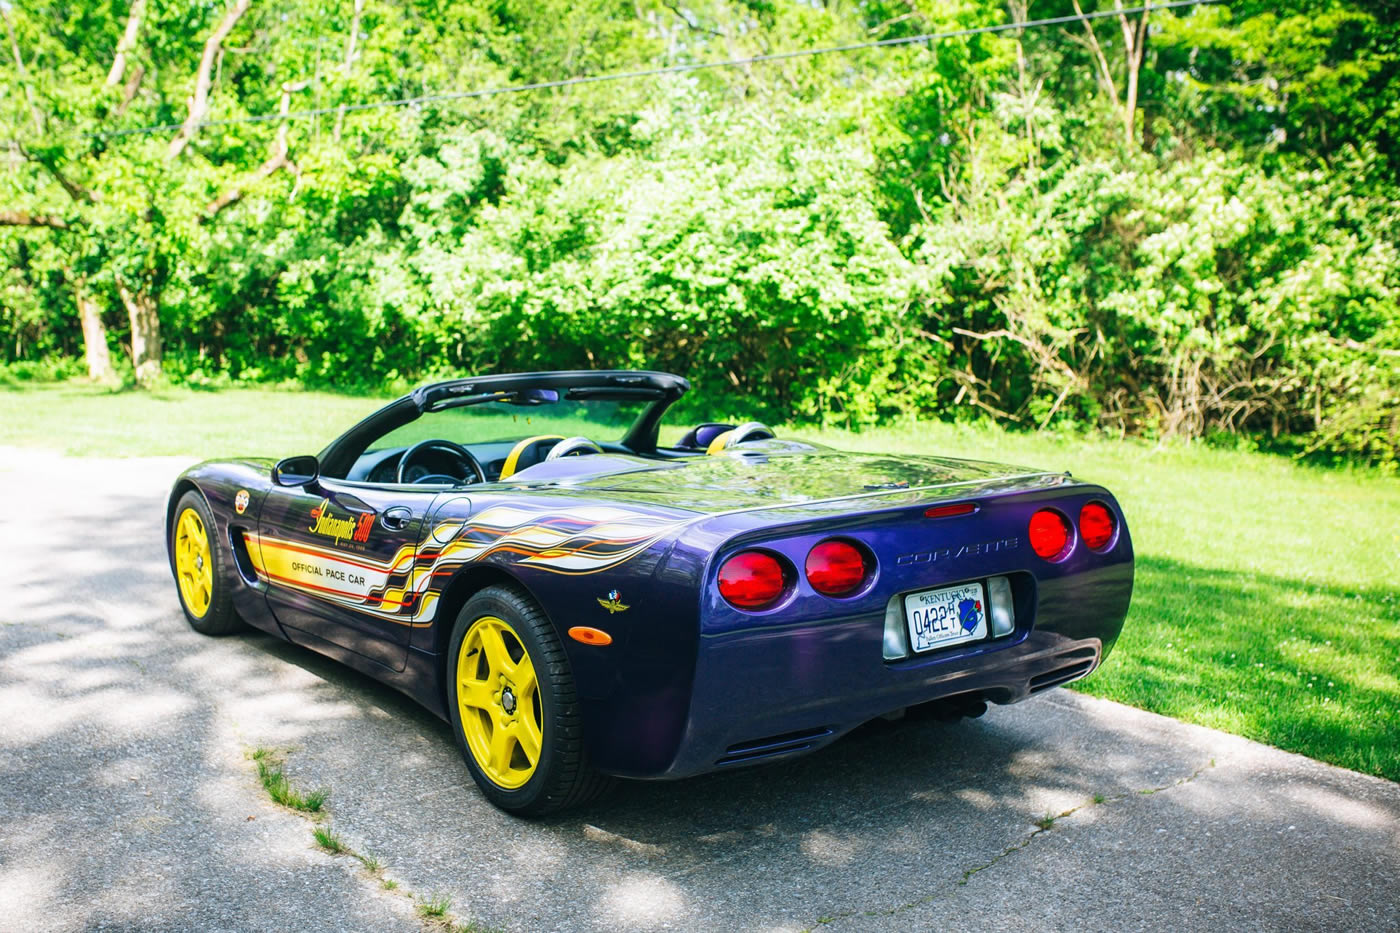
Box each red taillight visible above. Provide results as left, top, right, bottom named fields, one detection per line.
left=1028, top=509, right=1072, bottom=560
left=805, top=539, right=869, bottom=596
left=925, top=502, right=976, bottom=519
left=1079, top=502, right=1115, bottom=551
left=718, top=551, right=788, bottom=609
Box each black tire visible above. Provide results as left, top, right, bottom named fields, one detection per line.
left=170, top=490, right=242, bottom=636
left=446, top=584, right=613, bottom=816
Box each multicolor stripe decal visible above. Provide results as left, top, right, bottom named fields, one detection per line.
left=246, top=504, right=686, bottom=625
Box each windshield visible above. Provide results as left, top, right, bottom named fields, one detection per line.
left=368, top=396, right=651, bottom=453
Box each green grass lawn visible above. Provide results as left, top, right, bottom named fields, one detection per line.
left=3, top=382, right=1397, bottom=781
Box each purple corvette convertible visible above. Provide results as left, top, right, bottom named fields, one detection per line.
left=166, top=370, right=1133, bottom=814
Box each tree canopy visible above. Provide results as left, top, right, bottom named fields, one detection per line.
left=2, top=0, right=1397, bottom=462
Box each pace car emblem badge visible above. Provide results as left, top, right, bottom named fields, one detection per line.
left=234, top=490, right=250, bottom=514
left=597, top=589, right=629, bottom=614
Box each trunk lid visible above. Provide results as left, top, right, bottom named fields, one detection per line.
left=564, top=445, right=1067, bottom=516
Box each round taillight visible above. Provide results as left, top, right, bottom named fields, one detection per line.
left=1028, top=509, right=1072, bottom=560
left=805, top=539, right=869, bottom=597
left=1079, top=502, right=1115, bottom=551
left=717, top=551, right=788, bottom=609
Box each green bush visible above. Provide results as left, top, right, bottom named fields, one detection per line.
left=910, top=149, right=1400, bottom=461
left=0, top=357, right=87, bottom=385
left=380, top=108, right=935, bottom=425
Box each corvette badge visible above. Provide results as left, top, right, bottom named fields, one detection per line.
left=597, top=589, right=629, bottom=614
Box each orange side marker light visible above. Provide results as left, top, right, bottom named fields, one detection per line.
left=568, top=626, right=613, bottom=646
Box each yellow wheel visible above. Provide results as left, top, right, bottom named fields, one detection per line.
left=169, top=490, right=241, bottom=635
left=446, top=585, right=613, bottom=815
left=174, top=507, right=213, bottom=618
left=456, top=615, right=542, bottom=789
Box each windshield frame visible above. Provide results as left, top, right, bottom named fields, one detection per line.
left=316, top=370, right=690, bottom=479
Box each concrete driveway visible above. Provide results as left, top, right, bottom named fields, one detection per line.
left=1, top=449, right=1396, bottom=933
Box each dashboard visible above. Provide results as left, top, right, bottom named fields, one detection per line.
left=350, top=441, right=523, bottom=484
left=346, top=437, right=714, bottom=487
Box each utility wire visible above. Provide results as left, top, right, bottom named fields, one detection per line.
left=94, top=0, right=1220, bottom=140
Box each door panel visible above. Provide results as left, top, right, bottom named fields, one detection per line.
left=254, top=481, right=435, bottom=672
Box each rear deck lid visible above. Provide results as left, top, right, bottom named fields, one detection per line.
left=563, top=444, right=1068, bottom=516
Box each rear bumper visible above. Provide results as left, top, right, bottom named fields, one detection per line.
left=653, top=561, right=1132, bottom=778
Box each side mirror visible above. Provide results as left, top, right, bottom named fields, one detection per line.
left=272, top=455, right=320, bottom=487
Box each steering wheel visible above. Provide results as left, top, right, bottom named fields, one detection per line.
left=396, top=439, right=486, bottom=485
left=545, top=436, right=604, bottom=462
left=707, top=421, right=776, bottom=455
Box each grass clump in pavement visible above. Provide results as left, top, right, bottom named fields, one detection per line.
left=314, top=826, right=349, bottom=854
left=250, top=747, right=329, bottom=814
left=13, top=384, right=1399, bottom=781
left=236, top=743, right=498, bottom=932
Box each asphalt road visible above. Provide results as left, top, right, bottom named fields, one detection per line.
left=1, top=448, right=1396, bottom=933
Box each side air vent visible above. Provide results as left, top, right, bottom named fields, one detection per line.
left=229, top=528, right=259, bottom=583
left=716, top=727, right=833, bottom=766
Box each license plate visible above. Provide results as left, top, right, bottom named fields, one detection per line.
left=904, top=582, right=988, bottom=653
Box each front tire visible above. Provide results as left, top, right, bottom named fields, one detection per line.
left=447, top=584, right=612, bottom=816
left=170, top=490, right=242, bottom=635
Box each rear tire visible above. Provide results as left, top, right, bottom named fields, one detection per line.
left=170, top=490, right=242, bottom=635
left=447, top=584, right=613, bottom=816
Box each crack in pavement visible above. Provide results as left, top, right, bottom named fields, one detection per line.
left=244, top=746, right=495, bottom=933
left=800, top=757, right=1218, bottom=931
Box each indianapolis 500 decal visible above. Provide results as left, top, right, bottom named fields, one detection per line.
left=244, top=504, right=686, bottom=624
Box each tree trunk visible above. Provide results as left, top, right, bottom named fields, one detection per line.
left=117, top=279, right=162, bottom=386
left=333, top=0, right=366, bottom=141
left=168, top=0, right=253, bottom=160
left=106, top=0, right=146, bottom=89
left=1, top=6, right=44, bottom=134
left=1118, top=0, right=1151, bottom=147
left=75, top=280, right=114, bottom=382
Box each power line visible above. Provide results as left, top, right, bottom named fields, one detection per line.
left=94, top=0, right=1220, bottom=140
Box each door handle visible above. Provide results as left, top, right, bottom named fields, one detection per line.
left=380, top=506, right=413, bottom=531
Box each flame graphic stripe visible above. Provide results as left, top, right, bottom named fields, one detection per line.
left=245, top=504, right=687, bottom=626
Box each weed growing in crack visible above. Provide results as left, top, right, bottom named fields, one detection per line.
left=1092, top=793, right=1106, bottom=804
left=314, top=826, right=348, bottom=855
left=418, top=895, right=451, bottom=919
left=250, top=747, right=329, bottom=813
left=1035, top=814, right=1057, bottom=830
left=244, top=747, right=496, bottom=931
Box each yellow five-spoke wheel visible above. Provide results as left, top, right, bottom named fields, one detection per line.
left=447, top=585, right=613, bottom=816
left=456, top=615, right=543, bottom=789
left=175, top=507, right=214, bottom=618
left=170, top=490, right=241, bottom=635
